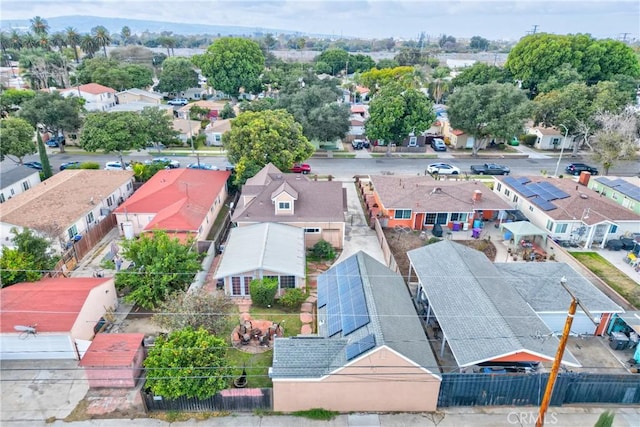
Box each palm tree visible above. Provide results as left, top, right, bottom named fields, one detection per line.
left=9, top=30, right=23, bottom=51
left=38, top=35, right=51, bottom=51
left=22, top=33, right=39, bottom=49
left=30, top=16, right=49, bottom=36
left=91, top=25, right=111, bottom=57
left=65, top=27, right=81, bottom=63
left=120, top=26, right=131, bottom=46
left=50, top=32, right=66, bottom=53
left=80, top=34, right=99, bottom=59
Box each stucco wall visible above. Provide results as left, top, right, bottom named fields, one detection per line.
left=273, top=347, right=440, bottom=412
left=71, top=280, right=118, bottom=340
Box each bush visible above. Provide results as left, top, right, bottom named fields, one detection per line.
left=311, top=240, right=335, bottom=260
left=522, top=134, right=537, bottom=147
left=80, top=162, right=100, bottom=169
left=292, top=408, right=339, bottom=421
left=278, top=288, right=306, bottom=309
left=250, top=278, right=278, bottom=307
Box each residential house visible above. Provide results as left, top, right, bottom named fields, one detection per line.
left=350, top=104, right=368, bottom=120
left=0, top=166, right=41, bottom=204
left=271, top=251, right=441, bottom=412
left=0, top=277, right=118, bottom=360
left=588, top=177, right=640, bottom=215
left=214, top=223, right=306, bottom=297
left=79, top=333, right=145, bottom=388
left=58, top=83, right=117, bottom=111
left=173, top=118, right=202, bottom=145
left=526, top=125, right=573, bottom=150
left=355, top=86, right=370, bottom=102
left=493, top=176, right=640, bottom=248
left=176, top=100, right=229, bottom=120
left=181, top=87, right=207, bottom=101
left=0, top=170, right=134, bottom=252
left=347, top=117, right=365, bottom=138
left=108, top=103, right=173, bottom=114
left=116, top=88, right=162, bottom=105
left=114, top=168, right=231, bottom=242
left=204, top=119, right=231, bottom=146
left=408, top=240, right=581, bottom=370
left=441, top=119, right=475, bottom=149
left=366, top=175, right=511, bottom=231
left=232, top=164, right=346, bottom=249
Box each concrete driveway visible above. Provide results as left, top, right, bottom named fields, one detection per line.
left=0, top=360, right=88, bottom=422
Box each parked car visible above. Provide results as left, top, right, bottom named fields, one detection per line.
left=145, top=157, right=180, bottom=169
left=352, top=139, right=364, bottom=150
left=187, top=163, right=219, bottom=170
left=23, top=161, right=43, bottom=170
left=290, top=163, right=311, bottom=174
left=427, top=163, right=460, bottom=175
left=104, top=161, right=132, bottom=171
left=430, top=138, right=447, bottom=151
left=224, top=162, right=236, bottom=171
left=167, top=98, right=188, bottom=106
left=470, top=163, right=510, bottom=175
left=59, top=161, right=81, bottom=171
left=565, top=163, right=598, bottom=176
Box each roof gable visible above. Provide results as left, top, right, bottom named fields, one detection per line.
left=61, top=83, right=116, bottom=94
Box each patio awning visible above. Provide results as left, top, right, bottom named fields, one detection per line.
left=500, top=221, right=548, bottom=244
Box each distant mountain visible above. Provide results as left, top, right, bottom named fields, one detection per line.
left=0, top=15, right=312, bottom=37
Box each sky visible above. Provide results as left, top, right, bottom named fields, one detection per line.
left=1, top=0, right=638, bottom=41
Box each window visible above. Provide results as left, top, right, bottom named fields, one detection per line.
left=556, top=223, right=568, bottom=233
left=394, top=209, right=411, bottom=219
left=425, top=213, right=436, bottom=225
left=126, top=182, right=133, bottom=191
left=278, top=201, right=290, bottom=209
left=86, top=212, right=94, bottom=225
left=231, top=277, right=241, bottom=295
left=304, top=227, right=321, bottom=233
left=67, top=225, right=78, bottom=239
left=106, top=196, right=113, bottom=207
left=529, top=206, right=534, bottom=212
left=450, top=212, right=468, bottom=222
left=504, top=189, right=511, bottom=197
left=436, top=213, right=448, bottom=224
left=513, top=195, right=519, bottom=203
left=214, top=134, right=222, bottom=143
left=0, top=193, right=4, bottom=203
left=280, top=276, right=296, bottom=289
left=496, top=183, right=501, bottom=192
left=22, top=181, right=30, bottom=191
left=10, top=189, right=15, bottom=195
left=243, top=276, right=252, bottom=295
left=609, top=224, right=618, bottom=234
left=546, top=220, right=553, bottom=231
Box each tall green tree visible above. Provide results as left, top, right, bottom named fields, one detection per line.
left=0, top=88, right=36, bottom=115
left=315, top=49, right=350, bottom=75
left=447, top=82, right=532, bottom=156
left=223, top=109, right=314, bottom=185
left=469, top=36, right=489, bottom=51
left=30, top=16, right=49, bottom=36
left=19, top=91, right=83, bottom=154
left=219, top=102, right=236, bottom=119
left=79, top=111, right=147, bottom=166
left=91, top=25, right=111, bottom=57
left=365, top=83, right=436, bottom=147
left=120, top=26, right=131, bottom=45
left=65, top=27, right=81, bottom=63
left=36, top=132, right=53, bottom=179
left=360, top=66, right=417, bottom=94
left=140, top=106, right=180, bottom=146
left=144, top=327, right=230, bottom=399
left=197, top=37, right=265, bottom=97
left=115, top=231, right=201, bottom=309
left=451, top=62, right=511, bottom=88
left=156, top=56, right=198, bottom=94
left=80, top=34, right=99, bottom=58
left=0, top=117, right=36, bottom=164
left=0, top=228, right=57, bottom=287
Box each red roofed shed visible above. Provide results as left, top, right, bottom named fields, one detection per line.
left=80, top=333, right=145, bottom=388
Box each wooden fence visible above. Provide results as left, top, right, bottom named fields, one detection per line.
left=142, top=388, right=272, bottom=412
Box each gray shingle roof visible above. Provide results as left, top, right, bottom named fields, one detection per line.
left=495, top=262, right=623, bottom=313
left=1, top=166, right=40, bottom=188
left=214, top=223, right=305, bottom=278
left=271, top=251, right=440, bottom=379
left=407, top=240, right=580, bottom=368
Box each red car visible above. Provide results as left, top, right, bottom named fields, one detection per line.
left=290, top=163, right=311, bottom=174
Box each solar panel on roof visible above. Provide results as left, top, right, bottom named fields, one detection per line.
left=339, top=258, right=370, bottom=336
left=504, top=176, right=517, bottom=186
left=345, top=334, right=376, bottom=361
left=317, top=275, right=327, bottom=308
left=531, top=197, right=557, bottom=211
left=617, top=183, right=640, bottom=200
left=516, top=177, right=531, bottom=184
left=537, top=181, right=571, bottom=199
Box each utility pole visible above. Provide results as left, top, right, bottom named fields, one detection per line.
left=536, top=277, right=599, bottom=427
left=531, top=24, right=539, bottom=34
left=619, top=32, right=631, bottom=42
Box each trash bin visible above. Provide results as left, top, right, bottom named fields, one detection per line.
left=452, top=222, right=461, bottom=232
left=609, top=332, right=630, bottom=350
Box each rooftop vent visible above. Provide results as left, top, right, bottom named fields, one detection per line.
left=580, top=193, right=589, bottom=199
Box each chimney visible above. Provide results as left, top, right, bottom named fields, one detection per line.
left=472, top=190, right=483, bottom=202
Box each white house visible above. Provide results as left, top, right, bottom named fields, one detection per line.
left=204, top=119, right=231, bottom=146
left=173, top=118, right=202, bottom=145
left=0, top=166, right=41, bottom=204
left=116, top=88, right=162, bottom=105
left=494, top=176, right=640, bottom=249
left=348, top=117, right=365, bottom=137
left=526, top=126, right=573, bottom=150
left=58, top=83, right=117, bottom=111
left=0, top=170, right=135, bottom=252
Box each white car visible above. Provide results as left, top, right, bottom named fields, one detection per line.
left=104, top=161, right=132, bottom=171
left=427, top=163, right=461, bottom=175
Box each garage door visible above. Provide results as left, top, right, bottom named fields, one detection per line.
left=0, top=334, right=77, bottom=360
left=539, top=313, right=599, bottom=336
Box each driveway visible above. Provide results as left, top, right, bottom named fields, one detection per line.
left=0, top=360, right=88, bottom=422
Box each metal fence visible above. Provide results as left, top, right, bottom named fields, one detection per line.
left=142, top=388, right=272, bottom=412
left=437, top=372, right=640, bottom=407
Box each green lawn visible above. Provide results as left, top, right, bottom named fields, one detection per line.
left=226, top=348, right=273, bottom=388
left=248, top=305, right=303, bottom=338
left=569, top=251, right=639, bottom=309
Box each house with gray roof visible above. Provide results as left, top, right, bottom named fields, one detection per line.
left=496, top=262, right=624, bottom=335
left=408, top=240, right=580, bottom=369
left=232, top=163, right=346, bottom=249
left=588, top=176, right=640, bottom=216
left=271, top=251, right=441, bottom=413
left=0, top=166, right=41, bottom=204
left=214, top=222, right=305, bottom=297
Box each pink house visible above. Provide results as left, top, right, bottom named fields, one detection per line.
left=79, top=333, right=145, bottom=388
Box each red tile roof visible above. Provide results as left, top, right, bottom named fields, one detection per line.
left=0, top=278, right=112, bottom=333
left=355, top=86, right=370, bottom=94
left=60, top=83, right=116, bottom=95
left=452, top=129, right=465, bottom=136
left=79, top=333, right=145, bottom=367
left=114, top=169, right=230, bottom=233
left=351, top=105, right=366, bottom=113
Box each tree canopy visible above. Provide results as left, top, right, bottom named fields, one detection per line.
left=144, top=327, right=229, bottom=399
left=0, top=117, right=36, bottom=164
left=75, top=57, right=153, bottom=90
left=223, top=109, right=314, bottom=185
left=156, top=56, right=199, bottom=94
left=360, top=66, right=417, bottom=94
left=447, top=82, right=532, bottom=156
left=115, top=231, right=201, bottom=309
left=365, top=84, right=435, bottom=145
left=589, top=110, right=638, bottom=175
left=198, top=37, right=264, bottom=97
left=80, top=111, right=147, bottom=155
left=451, top=62, right=511, bottom=88
left=0, top=228, right=57, bottom=287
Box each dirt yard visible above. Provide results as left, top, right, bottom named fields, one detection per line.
left=383, top=229, right=497, bottom=279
